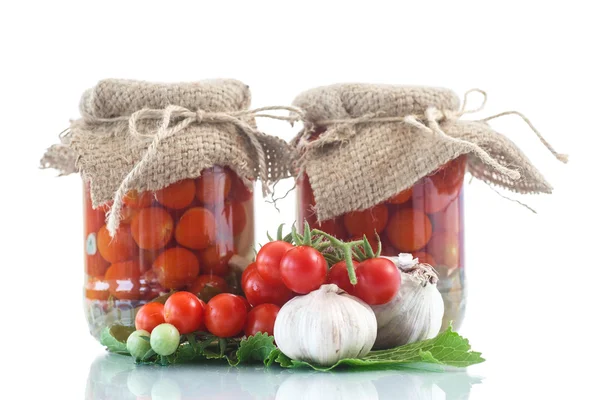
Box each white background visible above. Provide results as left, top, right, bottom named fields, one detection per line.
left=1, top=1, right=598, bottom=399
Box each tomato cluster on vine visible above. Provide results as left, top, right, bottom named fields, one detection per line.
left=245, top=224, right=402, bottom=308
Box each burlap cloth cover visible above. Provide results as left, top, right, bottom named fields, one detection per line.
left=41, top=79, right=295, bottom=233
left=292, top=84, right=567, bottom=221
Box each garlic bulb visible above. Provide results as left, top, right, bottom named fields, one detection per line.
left=372, top=254, right=444, bottom=349
left=274, top=284, right=377, bottom=366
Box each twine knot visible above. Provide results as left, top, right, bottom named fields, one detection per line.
left=195, top=109, right=206, bottom=123
left=100, top=104, right=305, bottom=237
left=297, top=88, right=567, bottom=183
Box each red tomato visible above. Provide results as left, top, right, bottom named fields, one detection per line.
left=313, top=218, right=348, bottom=240
left=199, top=243, right=234, bottom=276
left=242, top=263, right=293, bottom=307
left=412, top=251, right=437, bottom=266
left=130, top=207, right=174, bottom=250
left=97, top=225, right=137, bottom=264
left=189, top=275, right=229, bottom=295
left=280, top=246, right=328, bottom=294
left=426, top=231, right=461, bottom=268
left=164, top=291, right=206, bottom=334
left=135, top=302, right=165, bottom=333
left=429, top=197, right=461, bottom=234
left=105, top=261, right=142, bottom=300
left=386, top=208, right=432, bottom=252
left=155, top=179, right=196, bottom=210
left=205, top=294, right=247, bottom=337
left=152, top=247, right=200, bottom=290
left=343, top=204, right=389, bottom=237
left=387, top=187, right=413, bottom=205
left=256, top=241, right=294, bottom=286
left=123, top=190, right=153, bottom=208
left=412, top=157, right=466, bottom=214
left=228, top=170, right=254, bottom=202
left=174, top=207, right=216, bottom=250
left=354, top=258, right=401, bottom=305
left=327, top=260, right=358, bottom=295
left=244, top=304, right=280, bottom=337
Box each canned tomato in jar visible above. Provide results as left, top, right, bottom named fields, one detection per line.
left=42, top=79, right=291, bottom=340
left=292, top=83, right=564, bottom=331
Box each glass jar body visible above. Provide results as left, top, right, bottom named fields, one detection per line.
left=83, top=167, right=254, bottom=340
left=297, top=157, right=466, bottom=331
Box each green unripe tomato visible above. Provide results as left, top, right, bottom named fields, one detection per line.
left=150, top=323, right=180, bottom=356
left=127, top=329, right=151, bottom=360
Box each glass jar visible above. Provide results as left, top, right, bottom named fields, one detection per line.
left=298, top=156, right=466, bottom=331
left=83, top=166, right=254, bottom=340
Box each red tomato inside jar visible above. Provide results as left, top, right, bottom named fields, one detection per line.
left=83, top=166, right=254, bottom=339
left=297, top=156, right=467, bottom=330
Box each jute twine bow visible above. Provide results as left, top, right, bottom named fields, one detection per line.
left=296, top=88, right=568, bottom=179
left=92, top=105, right=305, bottom=237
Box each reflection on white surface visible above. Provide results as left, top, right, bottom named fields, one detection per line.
left=86, top=353, right=481, bottom=400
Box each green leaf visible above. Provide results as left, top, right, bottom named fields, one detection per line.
left=230, top=333, right=277, bottom=366
left=140, top=348, right=156, bottom=361
left=100, top=325, right=135, bottom=355
left=271, top=327, right=484, bottom=371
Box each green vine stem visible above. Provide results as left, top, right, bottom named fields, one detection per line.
left=310, top=229, right=365, bottom=285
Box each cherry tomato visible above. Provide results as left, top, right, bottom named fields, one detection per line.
left=196, top=167, right=232, bottom=205
left=255, top=241, right=294, bottom=286
left=412, top=157, right=466, bottom=214
left=120, top=205, right=140, bottom=224
left=155, top=179, right=196, bottom=210
left=135, top=302, right=165, bottom=333
left=412, top=251, right=437, bottom=266
left=327, top=260, right=358, bottom=295
left=131, top=207, right=174, bottom=250
left=426, top=231, right=460, bottom=268
left=123, top=190, right=154, bottom=208
left=189, top=275, right=229, bottom=302
left=343, top=204, right=389, bottom=237
left=139, top=248, right=160, bottom=272
left=228, top=171, right=254, bottom=202
left=199, top=243, right=234, bottom=276
left=86, top=252, right=110, bottom=277
left=96, top=225, right=137, bottom=263
left=386, top=208, right=432, bottom=252
left=175, top=207, right=216, bottom=250
left=84, top=188, right=109, bottom=235
left=430, top=197, right=461, bottom=234
left=214, top=201, right=247, bottom=237
left=244, top=304, right=280, bottom=337
left=280, top=246, right=328, bottom=294
left=242, top=263, right=293, bottom=306
left=387, top=187, right=413, bottom=205
left=152, top=247, right=200, bottom=289
left=164, top=291, right=205, bottom=334
left=205, top=294, right=247, bottom=337
left=354, top=258, right=401, bottom=305
left=105, top=261, right=142, bottom=300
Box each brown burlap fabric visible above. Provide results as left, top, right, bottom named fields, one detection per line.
left=292, top=83, right=566, bottom=221
left=41, top=79, right=294, bottom=233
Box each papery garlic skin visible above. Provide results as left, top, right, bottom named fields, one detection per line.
left=274, top=284, right=377, bottom=366
left=372, top=254, right=444, bottom=349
